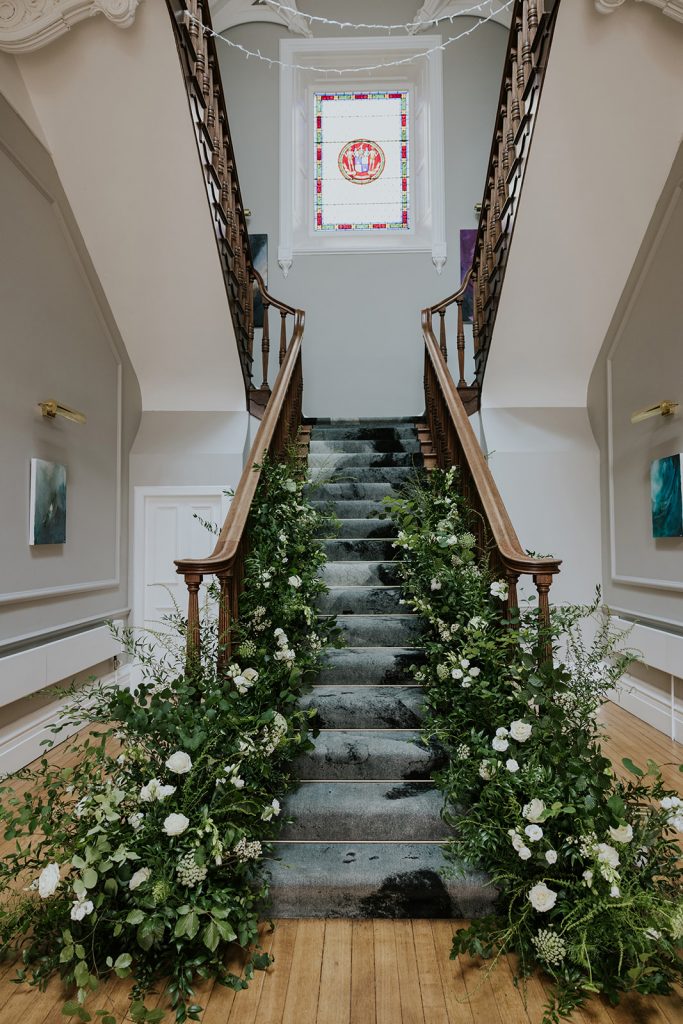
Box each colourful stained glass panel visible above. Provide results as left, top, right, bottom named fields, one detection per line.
left=314, top=91, right=409, bottom=232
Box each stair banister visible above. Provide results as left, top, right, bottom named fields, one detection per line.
left=421, top=309, right=561, bottom=652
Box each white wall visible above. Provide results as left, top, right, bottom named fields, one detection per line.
left=218, top=3, right=507, bottom=417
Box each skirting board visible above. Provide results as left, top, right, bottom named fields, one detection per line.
left=0, top=665, right=133, bottom=776
left=608, top=673, right=683, bottom=743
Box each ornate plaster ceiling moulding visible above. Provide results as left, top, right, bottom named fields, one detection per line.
left=210, top=0, right=311, bottom=37
left=595, top=0, right=683, bottom=23
left=409, top=0, right=511, bottom=33
left=0, top=0, right=141, bottom=53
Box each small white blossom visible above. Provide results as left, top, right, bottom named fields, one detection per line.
left=129, top=867, right=151, bottom=891
left=490, top=581, right=509, bottom=600
left=532, top=929, right=566, bottom=966
left=505, top=759, right=520, bottom=773
left=261, top=798, right=281, bottom=821
left=288, top=575, right=303, bottom=589
left=128, top=812, right=144, bottom=831
left=583, top=869, right=594, bottom=888
left=509, top=720, right=532, bottom=743
left=469, top=667, right=481, bottom=678
left=596, top=843, right=620, bottom=870
left=496, top=727, right=509, bottom=738
left=610, top=884, right=621, bottom=898
left=70, top=898, right=94, bottom=922
left=528, top=882, right=558, bottom=913
left=284, top=479, right=297, bottom=493
left=492, top=736, right=509, bottom=752
left=478, top=761, right=493, bottom=780
left=163, top=813, right=190, bottom=837
left=451, top=669, right=463, bottom=680
left=523, top=799, right=546, bottom=822
left=37, top=863, right=60, bottom=899
left=524, top=824, right=543, bottom=842
left=545, top=849, right=558, bottom=865
left=609, top=823, right=633, bottom=844
left=140, top=779, right=176, bottom=803
left=165, top=751, right=192, bottom=775
left=430, top=579, right=442, bottom=592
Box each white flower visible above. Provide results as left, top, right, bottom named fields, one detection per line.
left=524, top=824, right=543, bottom=842
left=165, top=751, right=192, bottom=775
left=469, top=667, right=481, bottom=678
left=583, top=869, right=594, bottom=888
left=460, top=659, right=470, bottom=669
left=231, top=776, right=245, bottom=789
left=609, top=823, right=633, bottom=844
left=478, top=761, right=493, bottom=780
left=430, top=579, right=442, bottom=592
left=596, top=843, right=620, bottom=870
left=468, top=616, right=486, bottom=630
left=140, top=779, right=176, bottom=803
left=645, top=929, right=662, bottom=941
left=128, top=812, right=144, bottom=831
left=509, top=720, right=532, bottom=743
left=128, top=867, right=151, bottom=891
left=506, top=759, right=520, bottom=773
left=274, top=627, right=285, bottom=638
left=523, top=799, right=546, bottom=823
left=492, top=736, right=509, bottom=752
left=163, top=813, right=190, bottom=837
left=528, top=882, right=558, bottom=913
left=496, top=727, right=509, bottom=738
left=261, top=798, right=281, bottom=821
left=518, top=846, right=532, bottom=860
left=70, top=898, right=94, bottom=922
left=284, top=479, right=297, bottom=492
left=451, top=669, right=463, bottom=680
left=37, top=863, right=60, bottom=899
left=234, top=674, right=255, bottom=695
left=661, top=796, right=683, bottom=810
left=242, top=667, right=259, bottom=682
left=545, top=850, right=558, bottom=865
left=288, top=575, right=302, bottom=589
left=490, top=581, right=509, bottom=600
left=610, top=884, right=621, bottom=898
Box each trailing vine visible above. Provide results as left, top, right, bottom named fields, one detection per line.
left=387, top=467, right=683, bottom=1022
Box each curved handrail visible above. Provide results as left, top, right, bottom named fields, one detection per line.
left=251, top=268, right=296, bottom=317
left=175, top=310, right=305, bottom=578
left=421, top=308, right=560, bottom=637
left=428, top=268, right=472, bottom=316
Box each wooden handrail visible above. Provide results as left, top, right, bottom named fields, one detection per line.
left=167, top=0, right=294, bottom=419
left=431, top=0, right=560, bottom=411
left=421, top=309, right=560, bottom=645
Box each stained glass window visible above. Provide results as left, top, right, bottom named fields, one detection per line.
left=314, top=91, right=409, bottom=233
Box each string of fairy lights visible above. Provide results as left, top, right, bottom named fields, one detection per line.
left=189, top=1, right=513, bottom=75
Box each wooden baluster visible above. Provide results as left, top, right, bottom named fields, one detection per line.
left=534, top=572, right=553, bottom=662
left=527, top=0, right=539, bottom=39
left=456, top=299, right=466, bottom=387
left=438, top=310, right=447, bottom=361
left=521, top=2, right=533, bottom=88
left=229, top=565, right=241, bottom=653
left=217, top=570, right=232, bottom=672
left=247, top=273, right=254, bottom=365
left=506, top=570, right=520, bottom=626
left=184, top=572, right=203, bottom=666
left=472, top=273, right=481, bottom=356
left=261, top=300, right=270, bottom=388
left=511, top=52, right=522, bottom=133
left=279, top=310, right=288, bottom=365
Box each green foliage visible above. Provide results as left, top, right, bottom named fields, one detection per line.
left=387, top=467, right=683, bottom=1023
left=0, top=456, right=337, bottom=1023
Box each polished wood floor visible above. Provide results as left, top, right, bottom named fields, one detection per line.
left=0, top=701, right=681, bottom=1024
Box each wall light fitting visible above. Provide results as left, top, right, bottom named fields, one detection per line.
left=39, top=400, right=87, bottom=425
left=630, top=400, right=679, bottom=425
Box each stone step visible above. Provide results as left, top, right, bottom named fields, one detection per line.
left=308, top=482, right=404, bottom=501
left=322, top=561, right=401, bottom=586
left=311, top=499, right=386, bottom=519
left=267, top=842, right=494, bottom=919
left=309, top=466, right=419, bottom=485
left=321, top=537, right=397, bottom=561
left=328, top=614, right=422, bottom=647
left=296, top=729, right=443, bottom=781
left=310, top=426, right=418, bottom=441
left=317, top=586, right=404, bottom=616
left=300, top=685, right=424, bottom=729
left=309, top=439, right=421, bottom=454
left=316, top=648, right=424, bottom=686
left=308, top=452, right=420, bottom=469
left=280, top=783, right=448, bottom=841
left=311, top=417, right=417, bottom=427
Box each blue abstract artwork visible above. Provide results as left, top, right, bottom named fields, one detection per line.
left=651, top=454, right=683, bottom=538
left=30, top=459, right=67, bottom=545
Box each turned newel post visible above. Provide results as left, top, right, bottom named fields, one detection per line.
left=184, top=572, right=203, bottom=665
left=534, top=572, right=553, bottom=663
left=456, top=298, right=466, bottom=387
left=217, top=569, right=233, bottom=671
left=438, top=310, right=447, bottom=361
left=261, top=301, right=270, bottom=388
left=279, top=310, right=288, bottom=366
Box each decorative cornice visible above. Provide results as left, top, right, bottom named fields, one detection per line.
left=595, top=0, right=683, bottom=23
left=211, top=0, right=312, bottom=37
left=0, top=0, right=141, bottom=53
left=409, top=0, right=511, bottom=33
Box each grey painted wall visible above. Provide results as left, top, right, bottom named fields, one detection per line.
left=0, top=97, right=141, bottom=648
left=218, top=7, right=507, bottom=417
left=588, top=142, right=683, bottom=628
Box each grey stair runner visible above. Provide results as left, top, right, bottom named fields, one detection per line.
left=267, top=419, right=495, bottom=919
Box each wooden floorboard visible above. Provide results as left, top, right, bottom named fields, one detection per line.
left=1, top=701, right=682, bottom=1023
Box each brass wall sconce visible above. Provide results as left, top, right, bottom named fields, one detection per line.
left=630, top=400, right=679, bottom=425
left=39, top=400, right=87, bottom=425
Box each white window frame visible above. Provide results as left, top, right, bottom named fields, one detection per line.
left=278, top=36, right=447, bottom=275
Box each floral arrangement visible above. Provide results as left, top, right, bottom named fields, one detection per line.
left=0, top=457, right=336, bottom=1023
left=386, top=467, right=683, bottom=1023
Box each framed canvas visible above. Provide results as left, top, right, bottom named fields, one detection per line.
left=650, top=454, right=683, bottom=538
left=250, top=234, right=268, bottom=329
left=29, top=459, right=67, bottom=545
left=459, top=228, right=477, bottom=324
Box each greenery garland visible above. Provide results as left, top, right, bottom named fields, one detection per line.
left=386, top=467, right=683, bottom=1023
left=0, top=457, right=336, bottom=1024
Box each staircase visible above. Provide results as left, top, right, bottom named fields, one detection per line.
left=267, top=419, right=493, bottom=919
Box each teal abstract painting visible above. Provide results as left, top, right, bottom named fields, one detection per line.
left=29, top=459, right=67, bottom=545
left=651, top=455, right=683, bottom=538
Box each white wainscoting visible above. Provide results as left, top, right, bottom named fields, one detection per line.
left=607, top=616, right=683, bottom=742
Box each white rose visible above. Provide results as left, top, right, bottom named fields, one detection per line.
left=524, top=824, right=543, bottom=843
left=430, top=579, right=442, bottom=592
left=70, top=898, right=94, bottom=922
left=234, top=675, right=254, bottom=694
left=284, top=479, right=297, bottom=493
left=469, top=667, right=481, bottom=678
left=492, top=736, right=509, bottom=752
left=523, top=799, right=546, bottom=823
left=609, top=823, right=633, bottom=844
left=128, top=812, right=144, bottom=831
left=490, top=581, right=508, bottom=600
left=451, top=669, right=463, bottom=680
left=38, top=863, right=60, bottom=899
left=128, top=867, right=151, bottom=891
left=288, top=575, right=302, bottom=589
left=518, top=846, right=532, bottom=861
left=165, top=751, right=192, bottom=775
left=478, top=761, right=492, bottom=780
left=509, top=720, right=532, bottom=743
left=460, top=659, right=470, bottom=669
left=506, top=759, right=520, bottom=773
left=545, top=849, right=558, bottom=865
left=274, top=628, right=285, bottom=637
left=231, top=776, right=245, bottom=789
left=496, top=727, right=509, bottom=738
left=528, top=882, right=558, bottom=913
left=610, top=884, right=621, bottom=898
left=140, top=779, right=176, bottom=803
left=596, top=843, right=620, bottom=869
left=163, top=813, right=190, bottom=837
left=242, top=668, right=259, bottom=682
